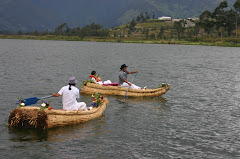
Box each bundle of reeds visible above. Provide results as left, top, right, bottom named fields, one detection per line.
left=81, top=83, right=170, bottom=97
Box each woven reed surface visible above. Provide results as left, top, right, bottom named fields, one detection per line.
left=81, top=83, right=170, bottom=97
left=8, top=98, right=109, bottom=129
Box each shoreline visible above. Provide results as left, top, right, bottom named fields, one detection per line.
left=1, top=35, right=240, bottom=47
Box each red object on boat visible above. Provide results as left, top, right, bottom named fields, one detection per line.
left=103, top=83, right=119, bottom=86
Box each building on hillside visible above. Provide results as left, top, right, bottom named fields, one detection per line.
left=187, top=17, right=199, bottom=21
left=158, top=16, right=172, bottom=21
left=172, top=19, right=182, bottom=22
left=185, top=22, right=196, bottom=27
left=192, top=17, right=199, bottom=21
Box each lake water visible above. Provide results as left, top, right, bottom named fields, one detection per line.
left=1, top=39, right=240, bottom=158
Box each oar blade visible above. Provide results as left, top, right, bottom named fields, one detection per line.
left=23, top=97, right=40, bottom=106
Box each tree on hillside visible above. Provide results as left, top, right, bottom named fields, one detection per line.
left=193, top=23, right=201, bottom=36
left=150, top=33, right=155, bottom=39
left=129, top=18, right=137, bottom=32
left=212, top=1, right=236, bottom=36
left=212, top=1, right=228, bottom=36
left=152, top=14, right=155, bottom=19
left=174, top=20, right=186, bottom=39
left=136, top=15, right=141, bottom=22
left=158, top=27, right=165, bottom=39
left=140, top=12, right=145, bottom=22
left=145, top=12, right=150, bottom=20
left=144, top=28, right=149, bottom=39
left=234, top=0, right=240, bottom=37
left=88, top=23, right=103, bottom=30
left=199, top=10, right=215, bottom=35
left=71, top=27, right=81, bottom=36
left=79, top=23, right=105, bottom=38
left=55, top=23, right=69, bottom=35
left=225, top=9, right=237, bottom=36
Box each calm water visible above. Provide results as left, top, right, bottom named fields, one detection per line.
left=1, top=39, right=240, bottom=158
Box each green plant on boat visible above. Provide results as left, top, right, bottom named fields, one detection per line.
left=91, top=93, right=104, bottom=107
left=82, top=79, right=95, bottom=86
left=158, top=83, right=169, bottom=88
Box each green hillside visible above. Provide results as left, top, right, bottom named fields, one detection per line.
left=115, top=0, right=236, bottom=25
left=0, top=0, right=237, bottom=32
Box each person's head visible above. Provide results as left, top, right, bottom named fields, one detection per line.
left=68, top=76, right=77, bottom=90
left=91, top=71, right=96, bottom=76
left=120, top=64, right=128, bottom=72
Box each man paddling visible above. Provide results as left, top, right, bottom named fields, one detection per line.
left=52, top=76, right=88, bottom=111
left=119, top=64, right=145, bottom=89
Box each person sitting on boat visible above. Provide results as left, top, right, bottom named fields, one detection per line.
left=90, top=71, right=112, bottom=85
left=119, top=64, right=145, bottom=90
left=52, top=76, right=88, bottom=111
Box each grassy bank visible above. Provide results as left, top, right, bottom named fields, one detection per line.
left=1, top=34, right=240, bottom=47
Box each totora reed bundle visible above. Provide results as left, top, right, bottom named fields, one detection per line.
left=81, top=83, right=170, bottom=97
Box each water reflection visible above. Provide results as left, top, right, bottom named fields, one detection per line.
left=115, top=96, right=169, bottom=110
left=115, top=96, right=167, bottom=104
left=8, top=116, right=106, bottom=142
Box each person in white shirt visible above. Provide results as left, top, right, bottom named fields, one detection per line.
left=52, top=76, right=88, bottom=111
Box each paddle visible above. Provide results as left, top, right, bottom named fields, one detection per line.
left=22, top=95, right=53, bottom=106
left=123, top=72, right=138, bottom=99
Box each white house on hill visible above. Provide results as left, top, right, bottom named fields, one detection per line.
left=158, top=16, right=172, bottom=21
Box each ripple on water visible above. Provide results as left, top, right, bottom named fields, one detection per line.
left=1, top=40, right=240, bottom=158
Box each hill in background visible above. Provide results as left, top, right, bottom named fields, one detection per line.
left=0, top=0, right=236, bottom=32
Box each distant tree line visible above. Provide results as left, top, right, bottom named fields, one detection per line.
left=54, top=22, right=109, bottom=37
left=1, top=22, right=110, bottom=38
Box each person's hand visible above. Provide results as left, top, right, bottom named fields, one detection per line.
left=52, top=93, right=59, bottom=97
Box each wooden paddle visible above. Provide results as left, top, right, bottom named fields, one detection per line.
left=123, top=72, right=138, bottom=99
left=22, top=95, right=53, bottom=106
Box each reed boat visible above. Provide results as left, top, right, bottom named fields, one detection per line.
left=8, top=98, right=109, bottom=129
left=81, top=83, right=170, bottom=97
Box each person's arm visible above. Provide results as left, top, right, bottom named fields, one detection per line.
left=129, top=71, right=138, bottom=74
left=53, top=87, right=64, bottom=97
left=52, top=93, right=61, bottom=97
left=123, top=78, right=131, bottom=86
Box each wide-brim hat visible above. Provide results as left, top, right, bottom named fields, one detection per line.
left=68, top=76, right=78, bottom=84
left=120, top=64, right=128, bottom=70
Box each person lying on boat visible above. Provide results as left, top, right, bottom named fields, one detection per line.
left=119, top=64, right=146, bottom=90
left=90, top=71, right=112, bottom=85
left=52, top=76, right=89, bottom=111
